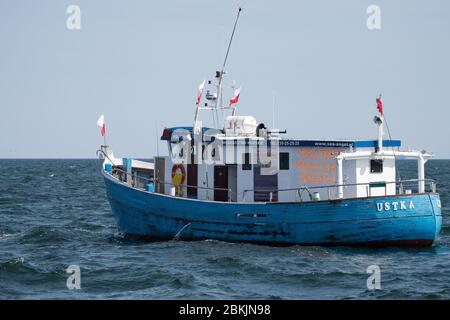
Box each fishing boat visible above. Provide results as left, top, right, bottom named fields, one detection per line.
left=97, top=9, right=442, bottom=246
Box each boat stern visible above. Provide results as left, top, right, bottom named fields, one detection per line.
left=429, top=193, right=443, bottom=242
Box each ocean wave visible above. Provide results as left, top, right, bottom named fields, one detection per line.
left=440, top=224, right=450, bottom=235
left=204, top=255, right=277, bottom=276
left=0, top=227, right=15, bottom=239
left=0, top=257, right=40, bottom=275
left=18, top=225, right=70, bottom=245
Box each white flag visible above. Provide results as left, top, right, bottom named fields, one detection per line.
left=196, top=80, right=206, bottom=105
left=97, top=114, right=105, bottom=136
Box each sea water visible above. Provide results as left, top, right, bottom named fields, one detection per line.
left=0, top=159, right=449, bottom=299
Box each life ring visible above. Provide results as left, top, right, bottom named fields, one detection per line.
left=171, top=164, right=186, bottom=186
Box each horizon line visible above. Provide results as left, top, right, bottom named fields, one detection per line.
left=1, top=157, right=450, bottom=160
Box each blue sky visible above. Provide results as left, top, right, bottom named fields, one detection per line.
left=0, top=0, right=449, bottom=158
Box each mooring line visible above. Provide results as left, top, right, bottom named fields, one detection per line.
left=174, top=222, right=191, bottom=240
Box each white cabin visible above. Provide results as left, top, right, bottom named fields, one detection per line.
left=150, top=114, right=432, bottom=203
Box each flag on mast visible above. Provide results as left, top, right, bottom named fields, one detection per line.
left=229, top=87, right=241, bottom=107
left=196, top=80, right=206, bottom=105
left=376, top=94, right=383, bottom=116
left=97, top=114, right=106, bottom=137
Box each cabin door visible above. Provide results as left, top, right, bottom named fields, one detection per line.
left=214, top=165, right=228, bottom=202
left=155, top=157, right=165, bottom=194
left=227, top=165, right=237, bottom=202
left=187, top=164, right=198, bottom=198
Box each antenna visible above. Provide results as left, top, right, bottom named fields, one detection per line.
left=272, top=91, right=275, bottom=129
left=194, top=8, right=243, bottom=130
left=216, top=7, right=243, bottom=111
left=155, top=120, right=160, bottom=157
left=222, top=7, right=242, bottom=73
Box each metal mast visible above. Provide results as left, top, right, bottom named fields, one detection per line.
left=193, top=8, right=243, bottom=131
left=215, top=7, right=242, bottom=116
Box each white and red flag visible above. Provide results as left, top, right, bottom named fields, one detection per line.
left=376, top=95, right=383, bottom=116
left=196, top=80, right=206, bottom=105
left=97, top=114, right=105, bottom=137
left=229, top=87, right=241, bottom=107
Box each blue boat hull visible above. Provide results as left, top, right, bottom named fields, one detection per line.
left=103, top=172, right=442, bottom=246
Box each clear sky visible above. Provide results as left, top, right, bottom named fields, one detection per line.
left=1, top=0, right=449, bottom=158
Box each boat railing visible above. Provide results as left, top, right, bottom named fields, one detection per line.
left=101, top=156, right=436, bottom=203
left=155, top=180, right=234, bottom=202
left=242, top=179, right=437, bottom=203
left=107, top=165, right=235, bottom=201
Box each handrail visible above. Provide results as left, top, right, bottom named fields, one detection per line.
left=99, top=151, right=437, bottom=203
left=242, top=178, right=436, bottom=202
left=107, top=165, right=234, bottom=201
left=243, top=179, right=435, bottom=194
left=155, top=180, right=231, bottom=192
left=96, top=148, right=116, bottom=166
left=110, top=166, right=153, bottom=183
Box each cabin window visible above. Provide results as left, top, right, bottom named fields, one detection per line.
left=242, top=153, right=252, bottom=170
left=370, top=159, right=383, bottom=173
left=280, top=152, right=290, bottom=170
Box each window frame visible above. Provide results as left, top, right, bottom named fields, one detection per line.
left=279, top=152, right=290, bottom=170
left=370, top=159, right=383, bottom=174
left=242, top=152, right=252, bottom=171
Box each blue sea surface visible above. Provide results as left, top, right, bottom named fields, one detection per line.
left=0, top=159, right=449, bottom=299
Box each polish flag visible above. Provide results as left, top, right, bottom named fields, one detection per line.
left=196, top=80, right=206, bottom=105
left=97, top=114, right=105, bottom=137
left=376, top=95, right=383, bottom=116
left=229, top=87, right=241, bottom=107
